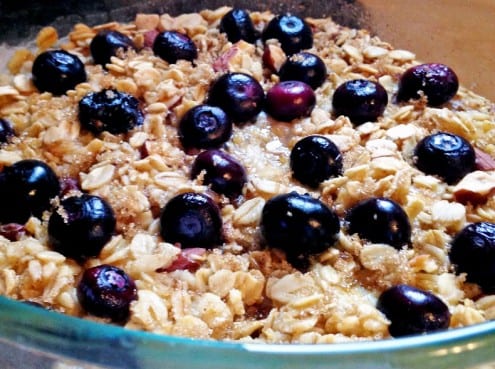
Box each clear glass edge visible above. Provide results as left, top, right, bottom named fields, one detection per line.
left=1, top=296, right=495, bottom=369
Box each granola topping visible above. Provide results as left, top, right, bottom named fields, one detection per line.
left=1, top=7, right=495, bottom=343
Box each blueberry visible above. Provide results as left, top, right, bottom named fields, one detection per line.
left=32, top=49, right=87, bottom=95
left=377, top=284, right=451, bottom=337
left=290, top=135, right=343, bottom=188
left=160, top=192, right=223, bottom=249
left=78, top=89, right=144, bottom=134
left=260, top=192, right=340, bottom=266
left=207, top=72, right=265, bottom=124
left=152, top=31, right=198, bottom=64
left=262, top=14, right=313, bottom=55
left=48, top=194, right=116, bottom=261
left=397, top=63, right=459, bottom=107
left=332, top=79, right=388, bottom=125
left=77, top=264, right=137, bottom=323
left=0, top=159, right=60, bottom=224
left=191, top=149, right=247, bottom=199
left=345, top=197, right=411, bottom=249
left=279, top=52, right=327, bottom=89
left=90, top=30, right=136, bottom=67
left=0, top=118, right=14, bottom=144
left=265, top=80, right=316, bottom=122
left=178, top=104, right=232, bottom=151
left=219, top=8, right=257, bottom=44
left=450, top=222, right=495, bottom=292
left=414, top=132, right=475, bottom=184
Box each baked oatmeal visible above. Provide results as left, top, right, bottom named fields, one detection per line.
left=1, top=6, right=495, bottom=343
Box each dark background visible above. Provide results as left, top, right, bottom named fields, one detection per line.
left=0, top=0, right=368, bottom=44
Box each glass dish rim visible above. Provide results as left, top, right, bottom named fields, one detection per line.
left=2, top=294, right=495, bottom=355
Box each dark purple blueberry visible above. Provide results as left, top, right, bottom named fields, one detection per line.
left=207, top=72, right=265, bottom=124
left=377, top=284, right=451, bottom=337
left=0, top=118, right=14, bottom=144
left=290, top=135, right=343, bottom=188
left=219, top=8, right=257, bottom=44
left=191, top=149, right=247, bottom=199
left=32, top=49, right=87, bottom=95
left=332, top=79, right=388, bottom=125
left=279, top=52, right=327, bottom=89
left=0, top=159, right=60, bottom=224
left=160, top=192, right=223, bottom=249
left=90, top=30, right=136, bottom=67
left=77, top=264, right=137, bottom=323
left=414, top=132, right=475, bottom=184
left=260, top=192, right=340, bottom=266
left=345, top=197, right=411, bottom=249
left=178, top=104, right=232, bottom=151
left=152, top=31, right=198, bottom=64
left=265, top=80, right=315, bottom=122
left=78, top=89, right=144, bottom=134
left=450, top=222, right=495, bottom=292
left=397, top=63, right=459, bottom=107
left=261, top=14, right=313, bottom=55
left=48, top=194, right=116, bottom=261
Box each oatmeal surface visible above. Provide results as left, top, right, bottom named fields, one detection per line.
left=1, top=7, right=495, bottom=343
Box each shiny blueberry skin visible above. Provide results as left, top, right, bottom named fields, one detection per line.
left=219, top=8, right=257, bottom=44
left=450, top=222, right=495, bottom=292
left=32, top=49, right=87, bottom=95
left=260, top=192, right=340, bottom=266
left=178, top=104, right=232, bottom=151
left=48, top=194, right=116, bottom=261
left=0, top=159, right=60, bottom=224
left=332, top=79, right=388, bottom=125
left=279, top=52, right=327, bottom=89
left=397, top=63, right=459, bottom=107
left=90, top=30, right=136, bottom=67
left=78, top=89, right=144, bottom=134
left=377, top=284, right=451, bottom=337
left=262, top=14, right=313, bottom=55
left=0, top=118, right=14, bottom=144
left=77, top=264, right=137, bottom=323
left=290, top=135, right=343, bottom=188
left=191, top=149, right=247, bottom=199
left=265, top=81, right=316, bottom=122
left=207, top=72, right=265, bottom=124
left=414, top=132, right=475, bottom=184
left=345, top=197, right=411, bottom=249
left=153, top=31, right=198, bottom=64
left=160, top=192, right=223, bottom=249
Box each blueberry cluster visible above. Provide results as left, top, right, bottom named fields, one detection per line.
left=15, top=9, right=481, bottom=334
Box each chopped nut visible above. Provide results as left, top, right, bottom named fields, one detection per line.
left=454, top=171, right=495, bottom=204
left=475, top=147, right=495, bottom=171
left=262, top=44, right=286, bottom=72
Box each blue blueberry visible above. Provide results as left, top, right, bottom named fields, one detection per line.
left=160, top=192, right=223, bottom=249
left=48, top=194, right=116, bottom=261
left=332, top=79, right=388, bottom=125
left=153, top=31, right=198, bottom=64
left=262, top=14, right=313, bottom=55
left=78, top=89, right=144, bottom=134
left=345, top=197, right=411, bottom=249
left=377, top=284, right=451, bottom=337
left=290, top=135, right=343, bottom=188
left=414, top=132, right=475, bottom=184
left=397, top=63, right=459, bottom=107
left=90, top=30, right=136, bottom=67
left=32, top=49, right=87, bottom=95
